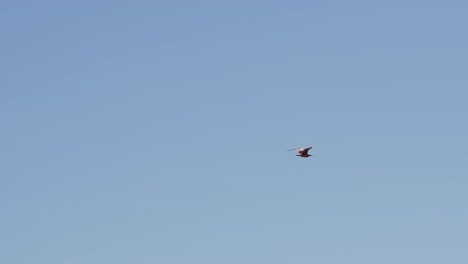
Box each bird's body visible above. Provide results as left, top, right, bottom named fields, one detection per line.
left=288, top=147, right=313, bottom=158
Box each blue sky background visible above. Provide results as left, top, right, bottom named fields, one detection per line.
left=1, top=1, right=468, bottom=263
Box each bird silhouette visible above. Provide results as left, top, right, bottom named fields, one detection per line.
left=287, top=147, right=313, bottom=158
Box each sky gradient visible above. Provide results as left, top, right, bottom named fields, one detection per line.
left=2, top=1, right=468, bottom=263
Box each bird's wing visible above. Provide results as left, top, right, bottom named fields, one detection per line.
left=302, top=147, right=312, bottom=155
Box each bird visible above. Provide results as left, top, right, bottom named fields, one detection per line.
left=287, top=147, right=313, bottom=158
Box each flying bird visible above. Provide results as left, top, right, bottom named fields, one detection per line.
left=287, top=147, right=313, bottom=158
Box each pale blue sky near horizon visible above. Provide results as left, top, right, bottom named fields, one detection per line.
left=1, top=1, right=468, bottom=263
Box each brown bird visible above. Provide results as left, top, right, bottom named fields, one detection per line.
left=287, top=147, right=313, bottom=158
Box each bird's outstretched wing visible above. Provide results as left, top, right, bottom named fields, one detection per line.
left=286, top=148, right=298, bottom=151
left=302, top=147, right=312, bottom=155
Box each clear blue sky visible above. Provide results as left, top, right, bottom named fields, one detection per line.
left=2, top=1, right=468, bottom=263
